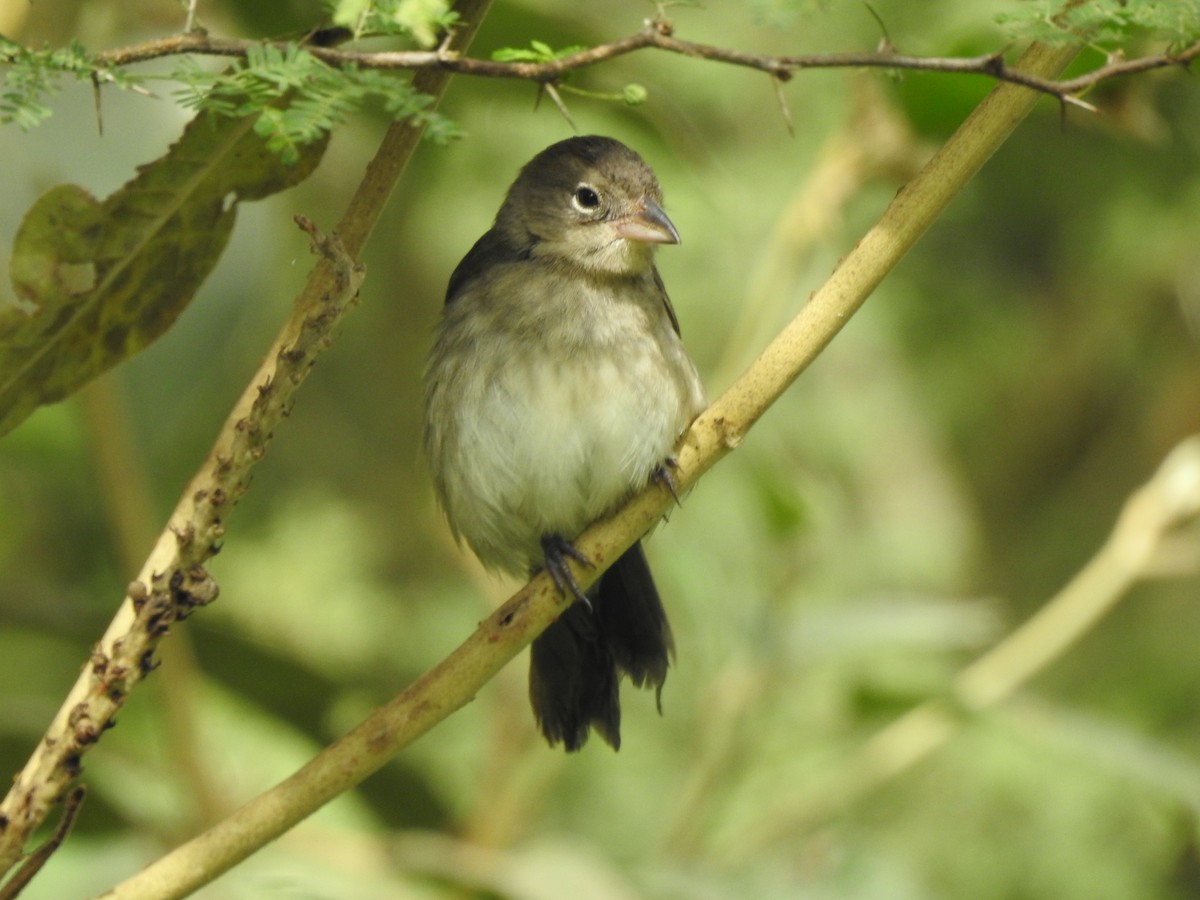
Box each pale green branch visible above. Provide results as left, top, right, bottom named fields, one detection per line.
left=729, top=435, right=1200, bottom=857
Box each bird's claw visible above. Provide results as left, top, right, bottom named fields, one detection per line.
left=540, top=534, right=594, bottom=609
left=653, top=457, right=682, bottom=506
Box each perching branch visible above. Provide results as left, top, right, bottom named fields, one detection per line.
left=0, top=787, right=86, bottom=900
left=0, top=214, right=365, bottom=887
left=98, top=38, right=1081, bottom=900
left=0, top=0, right=494, bottom=889
left=90, top=17, right=1200, bottom=113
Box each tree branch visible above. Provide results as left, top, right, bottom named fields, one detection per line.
left=0, top=215, right=365, bottom=885
left=89, top=17, right=1200, bottom=111
left=0, top=787, right=86, bottom=900
left=98, top=38, right=1081, bottom=900
left=728, top=435, right=1200, bottom=858
left=0, top=0, right=495, bottom=888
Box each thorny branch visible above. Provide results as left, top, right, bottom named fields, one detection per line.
left=0, top=6, right=1193, bottom=894
left=0, top=0, right=491, bottom=887
left=0, top=788, right=85, bottom=900
left=0, top=217, right=366, bottom=883
left=90, top=18, right=1200, bottom=113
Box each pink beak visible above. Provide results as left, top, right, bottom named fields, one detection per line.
left=613, top=197, right=680, bottom=245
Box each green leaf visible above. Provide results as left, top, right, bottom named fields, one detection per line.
left=391, top=0, right=452, bottom=47
left=622, top=83, right=648, bottom=105
left=326, top=0, right=454, bottom=45
left=0, top=109, right=328, bottom=437
left=996, top=0, right=1200, bottom=45
left=0, top=36, right=136, bottom=130
left=551, top=44, right=586, bottom=60
left=490, top=40, right=587, bottom=64
left=329, top=0, right=372, bottom=26
left=490, top=47, right=544, bottom=63
left=172, top=44, right=453, bottom=159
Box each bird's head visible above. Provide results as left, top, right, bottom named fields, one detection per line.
left=496, top=135, right=679, bottom=276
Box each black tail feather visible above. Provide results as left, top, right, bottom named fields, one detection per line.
left=528, top=541, right=675, bottom=751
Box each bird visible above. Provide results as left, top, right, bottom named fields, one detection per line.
left=422, top=135, right=705, bottom=751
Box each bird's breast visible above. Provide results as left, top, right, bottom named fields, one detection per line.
left=426, top=269, right=702, bottom=573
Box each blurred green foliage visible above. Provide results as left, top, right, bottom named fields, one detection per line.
left=1, top=1, right=1199, bottom=898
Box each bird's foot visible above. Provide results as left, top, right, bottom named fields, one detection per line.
left=540, top=534, right=594, bottom=609
left=653, top=457, right=682, bottom=506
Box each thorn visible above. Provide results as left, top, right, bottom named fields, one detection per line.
left=1063, top=94, right=1100, bottom=114
left=435, top=28, right=457, bottom=60
left=90, top=72, right=104, bottom=138
left=864, top=1, right=895, bottom=55
left=184, top=0, right=199, bottom=33
left=541, top=83, right=578, bottom=132
left=772, top=75, right=795, bottom=137
left=653, top=458, right=683, bottom=506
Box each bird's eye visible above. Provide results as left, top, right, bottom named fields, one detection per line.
left=572, top=185, right=601, bottom=211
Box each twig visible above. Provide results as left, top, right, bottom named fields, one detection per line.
left=77, top=376, right=228, bottom=826
left=183, top=0, right=199, bottom=35
left=88, top=18, right=1200, bottom=109
left=539, top=82, right=577, bottom=130
left=98, top=37, right=1081, bottom=900
left=0, top=0, right=494, bottom=891
left=0, top=210, right=365, bottom=882
left=0, top=788, right=86, bottom=900
left=727, top=436, right=1200, bottom=858
left=709, top=75, right=926, bottom=483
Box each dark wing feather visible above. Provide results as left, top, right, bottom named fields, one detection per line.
left=651, top=267, right=681, bottom=336
left=528, top=542, right=674, bottom=751
left=445, top=228, right=532, bottom=305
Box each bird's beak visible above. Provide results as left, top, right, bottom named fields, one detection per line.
left=614, top=197, right=681, bottom=245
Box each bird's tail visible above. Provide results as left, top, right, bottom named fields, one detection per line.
left=528, top=541, right=675, bottom=751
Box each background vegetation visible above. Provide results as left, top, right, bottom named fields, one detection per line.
left=1, top=0, right=1199, bottom=897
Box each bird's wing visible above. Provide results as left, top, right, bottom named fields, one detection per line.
left=652, top=267, right=682, bottom=336
left=444, top=228, right=531, bottom=306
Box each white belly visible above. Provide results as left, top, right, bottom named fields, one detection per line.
left=438, top=345, right=691, bottom=574
left=425, top=265, right=704, bottom=576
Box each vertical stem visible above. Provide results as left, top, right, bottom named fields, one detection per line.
left=80, top=378, right=227, bottom=827
left=95, top=3, right=494, bottom=895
